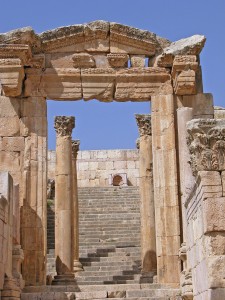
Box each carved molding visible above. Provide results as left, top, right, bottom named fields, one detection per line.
left=172, top=55, right=198, bottom=95
left=54, top=116, right=75, bottom=137
left=107, top=53, right=128, bottom=68
left=135, top=114, right=151, bottom=136
left=72, top=140, right=80, bottom=159
left=187, top=119, right=225, bottom=176
left=0, top=44, right=32, bottom=65
left=72, top=53, right=95, bottom=68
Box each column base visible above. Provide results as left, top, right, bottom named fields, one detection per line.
left=74, top=260, right=84, bottom=272
left=2, top=277, right=21, bottom=299
left=52, top=274, right=76, bottom=286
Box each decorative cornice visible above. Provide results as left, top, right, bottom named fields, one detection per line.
left=72, top=140, right=80, bottom=159
left=135, top=114, right=151, bottom=136
left=187, top=119, right=225, bottom=176
left=54, top=116, right=75, bottom=137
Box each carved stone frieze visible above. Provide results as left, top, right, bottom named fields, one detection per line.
left=0, top=44, right=32, bottom=65
left=107, top=53, right=128, bottom=68
left=187, top=119, right=225, bottom=176
left=135, top=114, right=151, bottom=136
left=72, top=53, right=95, bottom=68
left=54, top=116, right=75, bottom=137
left=72, top=140, right=80, bottom=159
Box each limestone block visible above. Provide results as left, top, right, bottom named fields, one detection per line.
left=155, top=206, right=180, bottom=237
left=114, top=161, right=127, bottom=169
left=207, top=256, right=225, bottom=288
left=81, top=151, right=91, bottom=160
left=94, top=55, right=110, bottom=68
left=0, top=96, right=20, bottom=117
left=20, top=117, right=47, bottom=136
left=107, top=53, right=128, bottom=68
left=203, top=233, right=225, bottom=256
left=0, top=151, right=20, bottom=173
left=46, top=53, right=74, bottom=68
left=21, top=97, right=47, bottom=117
left=78, top=162, right=89, bottom=171
left=222, top=171, right=225, bottom=197
left=0, top=58, right=24, bottom=97
left=2, top=137, right=24, bottom=152
left=193, top=259, right=208, bottom=295
left=0, top=117, right=20, bottom=136
left=203, top=197, right=225, bottom=233
left=88, top=162, right=98, bottom=171
left=157, top=235, right=180, bottom=256
left=115, top=67, right=172, bottom=101
left=157, top=255, right=181, bottom=284
left=72, top=53, right=95, bottom=68
left=214, top=106, right=225, bottom=119
left=208, top=288, right=225, bottom=299
left=173, top=69, right=196, bottom=95
left=81, top=68, right=116, bottom=102
left=96, top=151, right=108, bottom=159
left=198, top=171, right=221, bottom=187
left=130, top=55, right=145, bottom=67
left=179, top=93, right=214, bottom=118
left=110, top=22, right=157, bottom=55
left=25, top=68, right=82, bottom=100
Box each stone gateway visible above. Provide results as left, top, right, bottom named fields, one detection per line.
left=0, top=20, right=224, bottom=300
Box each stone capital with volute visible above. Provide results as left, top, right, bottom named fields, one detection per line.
left=135, top=114, right=152, bottom=136
left=72, top=140, right=80, bottom=159
left=54, top=116, right=75, bottom=137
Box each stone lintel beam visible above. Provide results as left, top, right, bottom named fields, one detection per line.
left=0, top=58, right=24, bottom=97
left=187, top=119, right=225, bottom=176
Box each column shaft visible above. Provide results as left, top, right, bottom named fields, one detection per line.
left=54, top=116, right=75, bottom=283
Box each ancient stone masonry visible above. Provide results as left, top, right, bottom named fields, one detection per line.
left=136, top=114, right=156, bottom=275
left=0, top=19, right=221, bottom=300
left=185, top=119, right=225, bottom=300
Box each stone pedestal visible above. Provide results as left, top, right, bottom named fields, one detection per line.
left=136, top=114, right=157, bottom=274
left=53, top=116, right=76, bottom=285
left=72, top=140, right=83, bottom=272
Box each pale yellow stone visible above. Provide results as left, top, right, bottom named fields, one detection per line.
left=2, top=137, right=24, bottom=152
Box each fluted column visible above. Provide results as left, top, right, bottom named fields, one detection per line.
left=53, top=116, right=75, bottom=284
left=72, top=140, right=83, bottom=272
left=136, top=114, right=157, bottom=274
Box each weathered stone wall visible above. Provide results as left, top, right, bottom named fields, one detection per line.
left=186, top=171, right=225, bottom=299
left=48, top=149, right=139, bottom=187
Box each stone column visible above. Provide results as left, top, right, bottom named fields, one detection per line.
left=151, top=94, right=181, bottom=287
left=135, top=114, right=157, bottom=274
left=72, top=140, right=83, bottom=272
left=53, top=116, right=75, bottom=284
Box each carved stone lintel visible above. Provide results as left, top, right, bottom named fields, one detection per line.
left=135, top=114, right=151, bottom=136
left=0, top=44, right=32, bottom=65
left=72, top=140, right=80, bottom=159
left=107, top=53, right=128, bottom=68
left=187, top=119, right=225, bottom=176
left=54, top=116, right=75, bottom=137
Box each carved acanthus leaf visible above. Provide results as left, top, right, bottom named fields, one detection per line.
left=72, top=140, right=80, bottom=159
left=54, top=116, right=75, bottom=137
left=135, top=114, right=151, bottom=136
left=187, top=119, right=225, bottom=176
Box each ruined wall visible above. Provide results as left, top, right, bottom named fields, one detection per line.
left=48, top=149, right=140, bottom=187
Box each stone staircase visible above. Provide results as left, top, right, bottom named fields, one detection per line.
left=22, top=186, right=181, bottom=299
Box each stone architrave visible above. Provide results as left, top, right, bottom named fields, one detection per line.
left=53, top=116, right=75, bottom=284
left=71, top=140, right=83, bottom=272
left=135, top=114, right=157, bottom=274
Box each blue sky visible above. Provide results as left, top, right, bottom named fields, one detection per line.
left=1, top=1, right=224, bottom=150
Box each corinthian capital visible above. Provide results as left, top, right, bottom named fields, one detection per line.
left=72, top=140, right=80, bottom=159
left=54, top=116, right=75, bottom=137
left=135, top=114, right=151, bottom=136
left=187, top=119, right=225, bottom=176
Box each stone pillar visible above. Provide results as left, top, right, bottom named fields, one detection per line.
left=72, top=140, right=83, bottom=272
left=135, top=114, right=157, bottom=274
left=53, top=116, right=75, bottom=284
left=151, top=94, right=181, bottom=287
